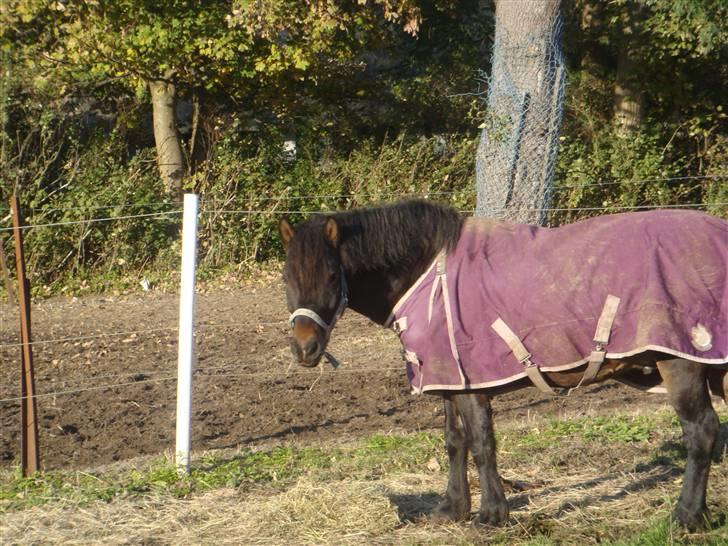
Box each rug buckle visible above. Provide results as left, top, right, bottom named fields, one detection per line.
left=392, top=317, right=408, bottom=334
left=519, top=352, right=535, bottom=368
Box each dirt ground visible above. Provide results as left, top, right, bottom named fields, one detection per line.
left=0, top=280, right=679, bottom=471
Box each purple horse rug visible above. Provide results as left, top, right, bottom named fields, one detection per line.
left=386, top=210, right=728, bottom=394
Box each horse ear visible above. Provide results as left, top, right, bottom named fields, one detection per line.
left=324, top=217, right=339, bottom=248
left=278, top=218, right=295, bottom=248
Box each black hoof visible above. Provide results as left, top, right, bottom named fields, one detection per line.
left=474, top=504, right=509, bottom=527
left=431, top=497, right=471, bottom=522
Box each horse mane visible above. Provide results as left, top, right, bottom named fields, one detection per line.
left=330, top=199, right=464, bottom=275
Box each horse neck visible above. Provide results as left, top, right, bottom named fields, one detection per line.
left=338, top=213, right=459, bottom=326
left=343, top=260, right=434, bottom=326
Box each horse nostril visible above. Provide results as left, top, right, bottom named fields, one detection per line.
left=289, top=338, right=303, bottom=361
left=302, top=339, right=321, bottom=360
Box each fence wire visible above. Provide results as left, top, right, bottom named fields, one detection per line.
left=0, top=210, right=182, bottom=232
left=0, top=174, right=723, bottom=221
left=0, top=192, right=725, bottom=406
left=198, top=202, right=726, bottom=217
left=0, top=365, right=405, bottom=404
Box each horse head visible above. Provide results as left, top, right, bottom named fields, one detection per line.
left=278, top=216, right=348, bottom=367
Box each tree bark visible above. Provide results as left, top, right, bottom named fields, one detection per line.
left=0, top=49, right=10, bottom=167
left=149, top=71, right=185, bottom=197
left=579, top=1, right=603, bottom=70
left=613, top=45, right=644, bottom=133
left=475, top=0, right=565, bottom=224
left=613, top=4, right=644, bottom=133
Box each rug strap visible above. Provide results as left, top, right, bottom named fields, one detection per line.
left=427, top=275, right=441, bottom=325
left=579, top=295, right=621, bottom=387
left=439, top=255, right=468, bottom=388
left=392, top=317, right=408, bottom=333
left=491, top=318, right=559, bottom=395
left=428, top=251, right=447, bottom=324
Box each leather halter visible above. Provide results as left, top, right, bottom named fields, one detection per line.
left=289, top=267, right=348, bottom=339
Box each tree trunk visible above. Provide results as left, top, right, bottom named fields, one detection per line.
left=613, top=46, right=644, bottom=133
left=475, top=0, right=565, bottom=224
left=613, top=5, right=644, bottom=133
left=579, top=1, right=603, bottom=70
left=0, top=49, right=10, bottom=167
left=149, top=71, right=184, bottom=197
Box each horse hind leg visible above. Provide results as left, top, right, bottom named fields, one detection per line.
left=658, top=358, right=720, bottom=529
left=706, top=367, right=728, bottom=404
left=453, top=392, right=509, bottom=526
left=432, top=396, right=471, bottom=521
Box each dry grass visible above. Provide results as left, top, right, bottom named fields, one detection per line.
left=2, top=459, right=726, bottom=545
left=2, top=416, right=727, bottom=545
left=0, top=479, right=400, bottom=545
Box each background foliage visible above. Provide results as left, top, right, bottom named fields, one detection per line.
left=0, top=0, right=725, bottom=295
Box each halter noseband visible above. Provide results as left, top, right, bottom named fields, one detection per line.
left=289, top=267, right=348, bottom=339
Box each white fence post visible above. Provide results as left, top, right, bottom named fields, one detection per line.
left=175, top=193, right=199, bottom=475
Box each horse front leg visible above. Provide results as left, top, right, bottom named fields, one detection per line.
left=658, top=358, right=720, bottom=530
left=432, top=395, right=471, bottom=521
left=454, top=392, right=509, bottom=526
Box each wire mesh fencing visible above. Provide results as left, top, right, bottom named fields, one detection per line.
left=475, top=1, right=565, bottom=225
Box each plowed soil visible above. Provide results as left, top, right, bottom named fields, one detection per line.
left=0, top=281, right=674, bottom=470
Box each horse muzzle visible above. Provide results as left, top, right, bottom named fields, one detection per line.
left=289, top=316, right=327, bottom=367
left=289, top=336, right=325, bottom=367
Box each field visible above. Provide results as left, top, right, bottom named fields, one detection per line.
left=1, top=279, right=726, bottom=544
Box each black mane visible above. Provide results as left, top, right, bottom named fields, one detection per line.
left=285, top=199, right=464, bottom=324
left=331, top=199, right=463, bottom=274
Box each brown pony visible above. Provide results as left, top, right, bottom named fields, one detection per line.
left=278, top=200, right=727, bottom=529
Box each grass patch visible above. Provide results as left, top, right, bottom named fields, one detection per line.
left=0, top=411, right=711, bottom=511
left=611, top=516, right=728, bottom=546
left=348, top=432, right=443, bottom=474
left=1, top=410, right=726, bottom=545
left=498, top=413, right=682, bottom=456
left=193, top=445, right=335, bottom=488
left=0, top=457, right=191, bottom=510
left=0, top=433, right=445, bottom=512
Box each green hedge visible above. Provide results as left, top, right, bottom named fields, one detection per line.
left=1, top=124, right=724, bottom=297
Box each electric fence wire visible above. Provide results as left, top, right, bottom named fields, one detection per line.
left=0, top=173, right=724, bottom=217
left=0, top=365, right=404, bottom=403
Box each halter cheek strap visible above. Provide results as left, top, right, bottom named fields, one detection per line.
left=289, top=268, right=349, bottom=339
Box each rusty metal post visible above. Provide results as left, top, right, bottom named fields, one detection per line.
left=11, top=195, right=40, bottom=475
left=0, top=236, right=16, bottom=304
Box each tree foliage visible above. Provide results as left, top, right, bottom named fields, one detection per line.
left=0, top=0, right=725, bottom=294
left=557, top=0, right=727, bottom=215
left=1, top=0, right=433, bottom=193
left=1, top=1, right=428, bottom=103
